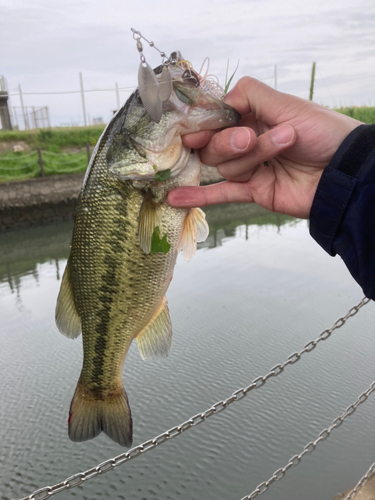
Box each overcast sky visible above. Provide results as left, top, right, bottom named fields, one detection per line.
left=1, top=0, right=374, bottom=127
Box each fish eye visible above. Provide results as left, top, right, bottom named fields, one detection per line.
left=182, top=69, right=200, bottom=87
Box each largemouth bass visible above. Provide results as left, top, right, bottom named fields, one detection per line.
left=55, top=53, right=240, bottom=447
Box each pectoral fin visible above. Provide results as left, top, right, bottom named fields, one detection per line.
left=135, top=296, right=172, bottom=360
left=55, top=257, right=81, bottom=338
left=192, top=208, right=209, bottom=243
left=138, top=192, right=162, bottom=254
left=178, top=208, right=209, bottom=262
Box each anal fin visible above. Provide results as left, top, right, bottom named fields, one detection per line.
left=135, top=296, right=172, bottom=360
left=55, top=257, right=81, bottom=338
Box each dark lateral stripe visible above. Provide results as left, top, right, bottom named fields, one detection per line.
left=91, top=202, right=129, bottom=389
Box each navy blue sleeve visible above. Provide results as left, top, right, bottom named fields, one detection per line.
left=310, top=124, right=375, bottom=300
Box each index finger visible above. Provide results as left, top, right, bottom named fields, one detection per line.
left=168, top=181, right=254, bottom=207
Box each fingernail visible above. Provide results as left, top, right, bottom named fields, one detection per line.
left=231, top=128, right=251, bottom=151
left=271, top=125, right=294, bottom=145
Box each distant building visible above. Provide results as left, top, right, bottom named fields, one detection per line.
left=0, top=76, right=12, bottom=130
left=92, top=117, right=104, bottom=125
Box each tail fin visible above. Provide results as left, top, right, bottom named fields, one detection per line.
left=68, top=383, right=133, bottom=447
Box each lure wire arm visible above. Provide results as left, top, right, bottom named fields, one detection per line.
left=131, top=28, right=171, bottom=66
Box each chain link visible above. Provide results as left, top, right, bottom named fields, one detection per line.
left=243, top=379, right=375, bottom=499
left=344, top=462, right=375, bottom=500
left=16, top=297, right=370, bottom=500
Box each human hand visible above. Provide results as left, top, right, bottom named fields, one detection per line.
left=168, top=77, right=362, bottom=218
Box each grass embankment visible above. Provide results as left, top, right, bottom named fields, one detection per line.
left=335, top=106, right=375, bottom=123
left=0, top=107, right=374, bottom=183
left=0, top=126, right=105, bottom=182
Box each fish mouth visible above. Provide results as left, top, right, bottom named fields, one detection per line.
left=106, top=56, right=241, bottom=183
left=108, top=104, right=241, bottom=183
left=180, top=107, right=241, bottom=133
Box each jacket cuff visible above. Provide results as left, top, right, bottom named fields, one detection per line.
left=309, top=124, right=374, bottom=255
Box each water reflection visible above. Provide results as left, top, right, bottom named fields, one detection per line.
left=1, top=203, right=375, bottom=500
left=0, top=203, right=294, bottom=297
left=0, top=204, right=295, bottom=297
left=200, top=204, right=295, bottom=248
left=0, top=220, right=73, bottom=298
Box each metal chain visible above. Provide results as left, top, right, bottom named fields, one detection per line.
left=0, top=161, right=39, bottom=171
left=0, top=166, right=41, bottom=180
left=46, top=164, right=86, bottom=174
left=243, top=379, right=375, bottom=499
left=344, top=462, right=375, bottom=500
left=16, top=297, right=370, bottom=500
left=0, top=151, right=37, bottom=161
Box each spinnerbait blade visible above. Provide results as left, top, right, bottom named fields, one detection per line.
left=138, top=62, right=163, bottom=123
left=158, top=66, right=172, bottom=102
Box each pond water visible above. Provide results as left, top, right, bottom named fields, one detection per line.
left=1, top=204, right=375, bottom=500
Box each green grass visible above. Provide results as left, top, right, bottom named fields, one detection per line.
left=0, top=125, right=105, bottom=151
left=0, top=125, right=105, bottom=182
left=0, top=106, right=374, bottom=183
left=0, top=150, right=89, bottom=182
left=334, top=106, right=375, bottom=124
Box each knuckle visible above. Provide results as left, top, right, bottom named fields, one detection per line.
left=256, top=132, right=279, bottom=159
left=237, top=76, right=255, bottom=90
left=201, top=134, right=231, bottom=164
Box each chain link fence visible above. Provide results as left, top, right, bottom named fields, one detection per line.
left=0, top=146, right=91, bottom=181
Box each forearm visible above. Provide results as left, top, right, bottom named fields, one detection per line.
left=309, top=124, right=375, bottom=299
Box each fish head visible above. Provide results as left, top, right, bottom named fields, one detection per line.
left=106, top=52, right=241, bottom=181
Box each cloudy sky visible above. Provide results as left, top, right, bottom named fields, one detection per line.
left=1, top=0, right=374, bottom=127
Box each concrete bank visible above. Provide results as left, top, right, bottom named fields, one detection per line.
left=0, top=166, right=224, bottom=229
left=332, top=472, right=375, bottom=499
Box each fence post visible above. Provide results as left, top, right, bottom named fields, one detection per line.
left=37, top=148, right=45, bottom=177
left=115, top=82, right=120, bottom=111
left=309, top=62, right=316, bottom=101
left=79, top=72, right=87, bottom=127
left=86, top=142, right=91, bottom=164
left=274, top=65, right=277, bottom=90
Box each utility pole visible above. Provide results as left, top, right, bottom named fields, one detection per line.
left=309, top=62, right=316, bottom=101
left=18, top=84, right=29, bottom=130
left=79, top=72, right=87, bottom=127
left=274, top=65, right=277, bottom=90
left=32, top=106, right=36, bottom=129
left=115, top=82, right=120, bottom=111
left=12, top=106, right=19, bottom=129
left=46, top=106, right=51, bottom=128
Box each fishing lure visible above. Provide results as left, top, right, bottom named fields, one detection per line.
left=131, top=28, right=227, bottom=122
left=131, top=28, right=173, bottom=123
